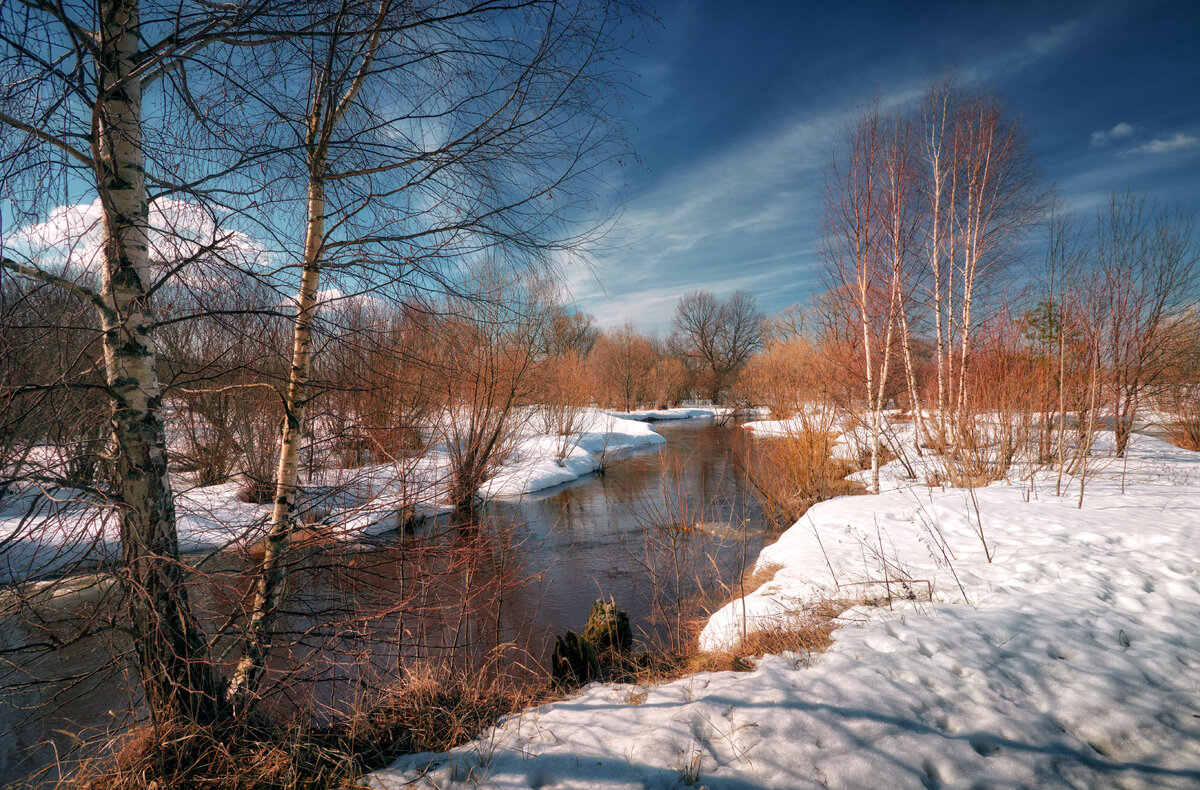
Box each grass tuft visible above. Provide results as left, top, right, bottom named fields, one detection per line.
left=58, top=662, right=546, bottom=790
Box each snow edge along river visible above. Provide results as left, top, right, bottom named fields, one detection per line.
left=372, top=428, right=1200, bottom=789
left=0, top=409, right=679, bottom=583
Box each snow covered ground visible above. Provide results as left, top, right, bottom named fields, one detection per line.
left=0, top=410, right=663, bottom=582
left=372, top=430, right=1200, bottom=789
left=608, top=406, right=728, bottom=422
left=481, top=410, right=665, bottom=496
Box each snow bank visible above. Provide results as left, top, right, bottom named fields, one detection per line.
left=0, top=411, right=662, bottom=582
left=743, top=407, right=906, bottom=468
left=372, top=431, right=1200, bottom=789
left=482, top=411, right=663, bottom=497
left=740, top=406, right=844, bottom=437
left=608, top=406, right=727, bottom=421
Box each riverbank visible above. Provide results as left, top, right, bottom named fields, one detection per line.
left=0, top=418, right=766, bottom=787
left=606, top=406, right=728, bottom=422
left=372, top=430, right=1200, bottom=789
left=0, top=410, right=665, bottom=583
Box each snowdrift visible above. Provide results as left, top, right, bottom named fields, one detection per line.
left=372, top=431, right=1200, bottom=789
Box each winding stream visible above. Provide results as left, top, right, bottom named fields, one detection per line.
left=0, top=418, right=768, bottom=785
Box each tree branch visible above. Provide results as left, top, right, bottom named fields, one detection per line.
left=0, top=110, right=95, bottom=169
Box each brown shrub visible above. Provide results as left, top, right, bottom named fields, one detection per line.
left=1167, top=417, right=1200, bottom=451
left=237, top=476, right=275, bottom=504
left=1162, top=385, right=1200, bottom=451
left=733, top=426, right=865, bottom=530
left=63, top=662, right=546, bottom=790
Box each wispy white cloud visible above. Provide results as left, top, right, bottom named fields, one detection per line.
left=1088, top=124, right=1198, bottom=158
left=577, top=105, right=847, bottom=328
left=577, top=4, right=1107, bottom=330
left=579, top=261, right=800, bottom=330
left=1121, top=132, right=1199, bottom=157
left=961, top=18, right=1087, bottom=83
left=1090, top=121, right=1135, bottom=147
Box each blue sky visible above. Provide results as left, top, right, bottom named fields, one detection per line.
left=572, top=0, right=1200, bottom=330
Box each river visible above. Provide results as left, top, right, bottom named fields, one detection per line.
left=0, top=417, right=768, bottom=785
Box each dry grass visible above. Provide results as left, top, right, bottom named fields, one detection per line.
left=57, top=662, right=550, bottom=790
left=732, top=603, right=842, bottom=658
left=652, top=601, right=844, bottom=678
left=347, top=664, right=550, bottom=761
left=925, top=463, right=1006, bottom=489
left=738, top=561, right=783, bottom=598
left=733, top=427, right=865, bottom=530
left=65, top=716, right=355, bottom=790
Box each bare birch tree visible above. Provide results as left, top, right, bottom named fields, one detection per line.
left=224, top=0, right=640, bottom=699
left=822, top=104, right=895, bottom=493
left=1094, top=192, right=1198, bottom=457
left=947, top=91, right=1045, bottom=423
left=919, top=77, right=956, bottom=442
left=880, top=109, right=924, bottom=453
left=917, top=79, right=1046, bottom=438
left=0, top=0, right=298, bottom=724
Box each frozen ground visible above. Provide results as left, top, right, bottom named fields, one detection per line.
left=372, top=430, right=1200, bottom=789
left=0, top=410, right=663, bottom=582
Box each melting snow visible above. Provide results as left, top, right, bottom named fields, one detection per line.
left=372, top=431, right=1200, bottom=789
left=0, top=410, right=663, bottom=582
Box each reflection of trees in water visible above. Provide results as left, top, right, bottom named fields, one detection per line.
left=0, top=423, right=768, bottom=783
left=605, top=424, right=767, bottom=653
left=0, top=576, right=138, bottom=784
left=0, top=518, right=538, bottom=780
left=623, top=445, right=753, bottom=653
left=248, top=516, right=541, bottom=722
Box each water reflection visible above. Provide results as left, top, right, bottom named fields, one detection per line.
left=0, top=418, right=766, bottom=785
left=479, top=419, right=767, bottom=655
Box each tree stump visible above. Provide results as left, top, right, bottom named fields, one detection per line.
left=583, top=598, right=632, bottom=656
left=551, top=630, right=600, bottom=685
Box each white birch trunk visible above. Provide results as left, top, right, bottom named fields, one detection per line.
left=229, top=177, right=325, bottom=698
left=898, top=310, right=924, bottom=455
left=228, top=8, right=387, bottom=698
left=97, top=0, right=224, bottom=722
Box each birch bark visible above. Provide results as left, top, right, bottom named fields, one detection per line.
left=96, top=0, right=224, bottom=722
left=230, top=7, right=386, bottom=698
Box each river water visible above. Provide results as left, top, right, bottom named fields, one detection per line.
left=481, top=417, right=768, bottom=653
left=0, top=418, right=768, bottom=785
